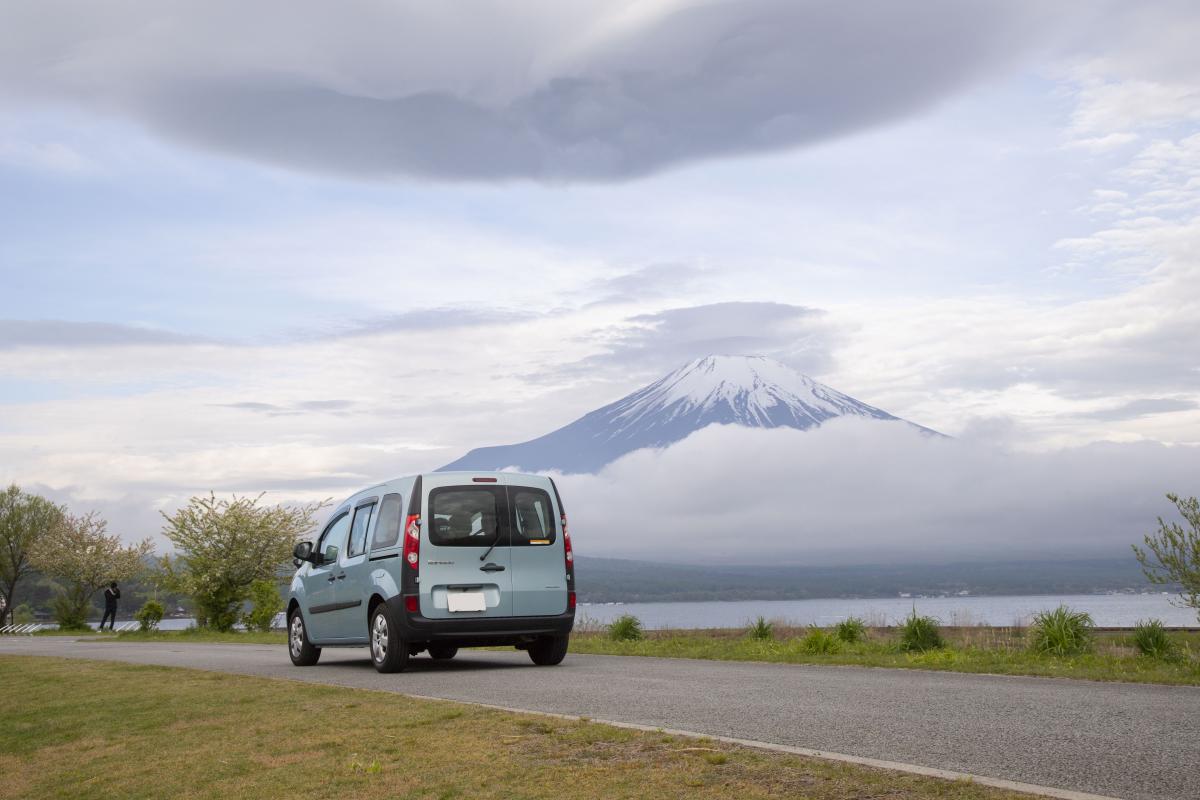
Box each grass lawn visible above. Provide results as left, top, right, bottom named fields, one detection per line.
left=0, top=656, right=1035, bottom=800
left=569, top=624, right=1200, bottom=686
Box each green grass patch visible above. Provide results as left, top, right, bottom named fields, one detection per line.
left=0, top=655, right=1034, bottom=800
left=800, top=626, right=841, bottom=654
left=833, top=617, right=867, bottom=643
left=746, top=616, right=774, bottom=641
left=1132, top=619, right=1179, bottom=660
left=1028, top=606, right=1094, bottom=657
left=569, top=625, right=1200, bottom=686
left=899, top=610, right=944, bottom=652
left=607, top=613, right=644, bottom=642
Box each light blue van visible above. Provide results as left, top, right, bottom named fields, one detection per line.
left=287, top=471, right=576, bottom=673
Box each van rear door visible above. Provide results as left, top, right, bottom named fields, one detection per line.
left=418, top=474, right=514, bottom=619
left=507, top=476, right=569, bottom=616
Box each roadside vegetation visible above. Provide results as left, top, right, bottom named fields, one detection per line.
left=0, top=655, right=1038, bottom=800
left=1134, top=492, right=1200, bottom=617
left=1, top=484, right=321, bottom=634
left=572, top=612, right=1200, bottom=686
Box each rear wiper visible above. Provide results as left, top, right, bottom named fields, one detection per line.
left=479, top=530, right=502, bottom=562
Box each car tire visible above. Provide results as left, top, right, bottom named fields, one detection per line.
left=428, top=645, right=458, bottom=661
left=288, top=610, right=321, bottom=667
left=370, top=604, right=408, bottom=673
left=527, top=634, right=569, bottom=666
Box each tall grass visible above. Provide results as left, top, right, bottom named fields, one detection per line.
left=834, top=617, right=867, bottom=643
left=1132, top=619, right=1177, bottom=660
left=899, top=609, right=943, bottom=652
left=1028, top=605, right=1094, bottom=656
left=746, top=616, right=774, bottom=641
left=800, top=627, right=840, bottom=654
left=607, top=614, right=644, bottom=642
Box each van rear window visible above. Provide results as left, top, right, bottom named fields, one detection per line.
left=511, top=488, right=556, bottom=545
left=429, top=487, right=500, bottom=547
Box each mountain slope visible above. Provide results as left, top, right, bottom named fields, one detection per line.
left=439, top=355, right=936, bottom=474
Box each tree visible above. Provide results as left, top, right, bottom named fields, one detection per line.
left=0, top=485, right=65, bottom=626
left=1133, top=493, right=1200, bottom=621
left=161, top=493, right=323, bottom=631
left=242, top=578, right=284, bottom=632
left=28, top=511, right=154, bottom=629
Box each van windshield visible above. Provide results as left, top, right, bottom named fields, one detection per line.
left=429, top=487, right=500, bottom=547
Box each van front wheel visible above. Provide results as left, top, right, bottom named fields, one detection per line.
left=527, top=634, right=569, bottom=666
left=370, top=606, right=408, bottom=673
left=288, top=611, right=321, bottom=667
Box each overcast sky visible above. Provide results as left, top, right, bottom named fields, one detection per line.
left=1, top=1, right=1198, bottom=561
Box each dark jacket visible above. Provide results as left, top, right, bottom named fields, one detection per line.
left=104, top=587, right=120, bottom=608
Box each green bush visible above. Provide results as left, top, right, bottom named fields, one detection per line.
left=52, top=592, right=90, bottom=631
left=1029, top=605, right=1094, bottom=656
left=834, top=617, right=867, bottom=643
left=747, top=616, right=774, bottom=641
left=899, top=609, right=943, bottom=652
left=607, top=614, right=644, bottom=642
left=1132, top=618, right=1177, bottom=660
left=800, top=627, right=840, bottom=654
left=241, top=579, right=283, bottom=633
left=11, top=603, right=36, bottom=625
left=134, top=600, right=165, bottom=632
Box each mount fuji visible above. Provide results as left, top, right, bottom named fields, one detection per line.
left=439, top=355, right=939, bottom=474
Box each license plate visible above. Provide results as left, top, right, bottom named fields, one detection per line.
left=447, top=591, right=486, bottom=612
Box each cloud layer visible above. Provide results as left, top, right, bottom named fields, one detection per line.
left=556, top=420, right=1200, bottom=564
left=1, top=0, right=1052, bottom=181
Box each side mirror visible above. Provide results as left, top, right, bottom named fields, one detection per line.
left=293, top=542, right=314, bottom=563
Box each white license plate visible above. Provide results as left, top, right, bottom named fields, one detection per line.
left=447, top=591, right=486, bottom=612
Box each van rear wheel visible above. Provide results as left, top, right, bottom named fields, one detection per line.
left=288, top=611, right=321, bottom=667
left=370, top=605, right=408, bottom=673
left=527, top=634, right=569, bottom=666
left=428, top=645, right=458, bottom=661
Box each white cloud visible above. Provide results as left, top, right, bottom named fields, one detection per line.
left=556, top=420, right=1200, bottom=564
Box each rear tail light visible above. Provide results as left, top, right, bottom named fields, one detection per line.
left=403, top=514, right=420, bottom=570
left=562, top=513, right=573, bottom=565
left=404, top=595, right=419, bottom=613
left=562, top=512, right=575, bottom=613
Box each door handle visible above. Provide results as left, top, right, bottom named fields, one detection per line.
left=326, top=575, right=336, bottom=583
left=479, top=563, right=506, bottom=573
left=335, top=573, right=347, bottom=580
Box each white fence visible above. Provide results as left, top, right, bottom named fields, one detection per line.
left=0, top=621, right=140, bottom=635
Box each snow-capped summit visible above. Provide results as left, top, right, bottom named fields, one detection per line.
left=439, top=355, right=935, bottom=474
left=608, top=355, right=898, bottom=431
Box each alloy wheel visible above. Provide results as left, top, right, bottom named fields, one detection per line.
left=372, top=612, right=388, bottom=663
left=289, top=615, right=304, bottom=658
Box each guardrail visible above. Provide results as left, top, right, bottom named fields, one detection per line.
left=1, top=621, right=141, bottom=635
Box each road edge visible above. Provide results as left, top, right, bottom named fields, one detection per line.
left=406, top=692, right=1125, bottom=800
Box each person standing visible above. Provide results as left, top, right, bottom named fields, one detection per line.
left=100, top=582, right=120, bottom=631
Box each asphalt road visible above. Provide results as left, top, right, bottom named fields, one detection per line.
left=2, top=637, right=1197, bottom=800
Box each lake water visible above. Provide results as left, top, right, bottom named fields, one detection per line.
left=75, top=593, right=1197, bottom=632
left=575, top=593, right=1198, bottom=629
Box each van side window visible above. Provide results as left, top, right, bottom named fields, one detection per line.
left=317, top=512, right=351, bottom=564
left=429, top=487, right=501, bottom=547
left=348, top=502, right=376, bottom=558
left=371, top=493, right=403, bottom=550
left=511, top=489, right=556, bottom=545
